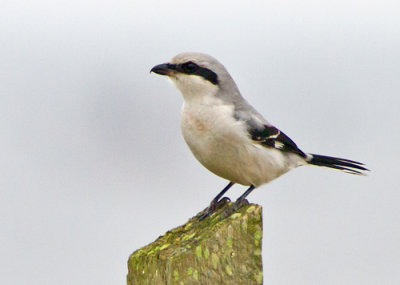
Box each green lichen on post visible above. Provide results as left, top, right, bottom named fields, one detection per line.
left=127, top=201, right=263, bottom=285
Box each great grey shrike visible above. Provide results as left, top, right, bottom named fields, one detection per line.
left=151, top=52, right=368, bottom=217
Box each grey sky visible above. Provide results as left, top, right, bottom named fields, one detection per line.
left=1, top=1, right=399, bottom=284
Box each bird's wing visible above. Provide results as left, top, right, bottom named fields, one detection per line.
left=246, top=119, right=307, bottom=158
left=233, top=106, right=306, bottom=157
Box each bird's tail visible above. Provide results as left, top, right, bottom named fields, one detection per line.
left=307, top=154, right=369, bottom=175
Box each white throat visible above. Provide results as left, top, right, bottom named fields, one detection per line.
left=170, top=74, right=219, bottom=101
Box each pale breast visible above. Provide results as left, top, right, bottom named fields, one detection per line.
left=180, top=98, right=254, bottom=184
left=180, top=99, right=242, bottom=160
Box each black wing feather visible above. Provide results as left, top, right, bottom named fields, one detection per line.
left=249, top=124, right=306, bottom=158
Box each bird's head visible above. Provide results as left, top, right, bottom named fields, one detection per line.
left=151, top=52, right=237, bottom=100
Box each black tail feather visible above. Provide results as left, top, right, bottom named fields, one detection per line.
left=308, top=154, right=369, bottom=175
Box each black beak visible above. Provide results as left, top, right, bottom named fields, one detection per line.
left=150, top=63, right=174, bottom=76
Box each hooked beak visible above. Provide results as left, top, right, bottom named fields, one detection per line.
left=150, top=63, right=175, bottom=76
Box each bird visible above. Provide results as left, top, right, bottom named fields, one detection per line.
left=150, top=52, right=368, bottom=217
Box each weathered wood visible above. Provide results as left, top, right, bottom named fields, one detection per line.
left=127, top=201, right=263, bottom=284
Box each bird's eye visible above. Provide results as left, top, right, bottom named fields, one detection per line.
left=181, top=61, right=199, bottom=73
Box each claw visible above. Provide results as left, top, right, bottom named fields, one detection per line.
left=197, top=197, right=231, bottom=220
left=232, top=198, right=249, bottom=211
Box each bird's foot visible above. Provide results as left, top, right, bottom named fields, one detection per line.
left=232, top=198, right=249, bottom=212
left=197, top=197, right=231, bottom=220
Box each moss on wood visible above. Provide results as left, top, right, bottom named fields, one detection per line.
left=127, top=201, right=263, bottom=284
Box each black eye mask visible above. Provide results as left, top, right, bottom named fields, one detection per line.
left=168, top=61, right=219, bottom=85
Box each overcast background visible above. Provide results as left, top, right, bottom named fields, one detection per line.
left=1, top=1, right=399, bottom=284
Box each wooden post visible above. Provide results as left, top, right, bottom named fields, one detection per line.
left=127, top=201, right=263, bottom=284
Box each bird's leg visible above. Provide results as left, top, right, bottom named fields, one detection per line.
left=209, top=182, right=235, bottom=209
left=233, top=185, right=256, bottom=210
left=198, top=182, right=234, bottom=220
